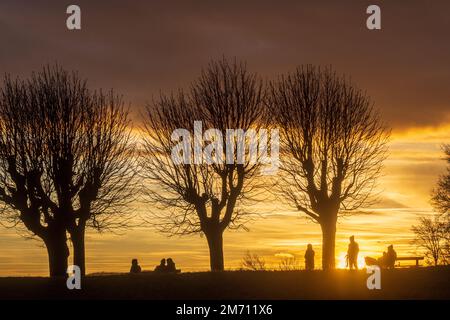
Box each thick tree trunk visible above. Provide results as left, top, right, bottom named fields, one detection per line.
left=71, top=225, right=86, bottom=276
left=205, top=231, right=224, bottom=271
left=44, top=228, right=70, bottom=277
left=320, top=218, right=337, bottom=270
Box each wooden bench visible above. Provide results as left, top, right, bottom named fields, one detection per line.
left=396, top=256, right=424, bottom=267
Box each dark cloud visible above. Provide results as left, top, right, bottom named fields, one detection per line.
left=0, top=0, right=449, bottom=128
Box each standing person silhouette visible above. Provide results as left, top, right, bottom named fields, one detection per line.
left=347, top=236, right=359, bottom=270
left=305, top=244, right=315, bottom=271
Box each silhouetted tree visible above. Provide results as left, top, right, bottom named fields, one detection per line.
left=432, top=145, right=450, bottom=216
left=268, top=66, right=389, bottom=269
left=141, top=58, right=267, bottom=271
left=412, top=216, right=448, bottom=266
left=0, top=66, right=134, bottom=276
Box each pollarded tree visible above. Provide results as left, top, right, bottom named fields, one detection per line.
left=0, top=66, right=135, bottom=276
left=268, top=66, right=389, bottom=270
left=140, top=58, right=271, bottom=271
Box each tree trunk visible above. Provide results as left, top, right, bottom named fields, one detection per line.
left=44, top=228, right=70, bottom=277
left=205, top=231, right=224, bottom=271
left=71, top=224, right=86, bottom=276
left=320, top=218, right=337, bottom=270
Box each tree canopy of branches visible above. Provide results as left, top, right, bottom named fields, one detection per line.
left=141, top=58, right=267, bottom=271
left=432, top=144, right=450, bottom=216
left=412, top=216, right=449, bottom=266
left=0, top=65, right=135, bottom=276
left=268, top=65, right=389, bottom=269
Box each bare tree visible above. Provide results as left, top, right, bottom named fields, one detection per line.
left=241, top=251, right=266, bottom=271
left=140, top=58, right=267, bottom=271
left=0, top=65, right=135, bottom=276
left=268, top=66, right=389, bottom=269
left=432, top=144, right=450, bottom=215
left=412, top=216, right=448, bottom=266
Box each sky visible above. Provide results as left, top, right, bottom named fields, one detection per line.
left=0, top=0, right=449, bottom=275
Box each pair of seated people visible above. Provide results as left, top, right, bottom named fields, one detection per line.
left=364, top=245, right=397, bottom=269
left=155, top=258, right=180, bottom=273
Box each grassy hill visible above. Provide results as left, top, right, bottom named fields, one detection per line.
left=0, top=267, right=449, bottom=299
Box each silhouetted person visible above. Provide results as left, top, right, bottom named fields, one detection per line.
left=377, top=251, right=387, bottom=268
left=163, top=258, right=181, bottom=273
left=130, top=258, right=142, bottom=273
left=386, top=245, right=397, bottom=269
left=305, top=244, right=315, bottom=270
left=166, top=258, right=177, bottom=272
left=155, top=258, right=166, bottom=272
left=347, top=235, right=359, bottom=270
left=365, top=256, right=377, bottom=266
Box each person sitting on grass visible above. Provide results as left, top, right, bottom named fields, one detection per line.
left=377, top=252, right=387, bottom=268
left=347, top=235, right=359, bottom=270
left=155, top=258, right=166, bottom=272
left=386, top=245, right=397, bottom=269
left=305, top=244, right=315, bottom=271
left=130, top=258, right=142, bottom=273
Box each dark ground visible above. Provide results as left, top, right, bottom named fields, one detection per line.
left=0, top=267, right=449, bottom=300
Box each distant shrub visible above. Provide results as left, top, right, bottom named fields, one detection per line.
left=278, top=256, right=301, bottom=271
